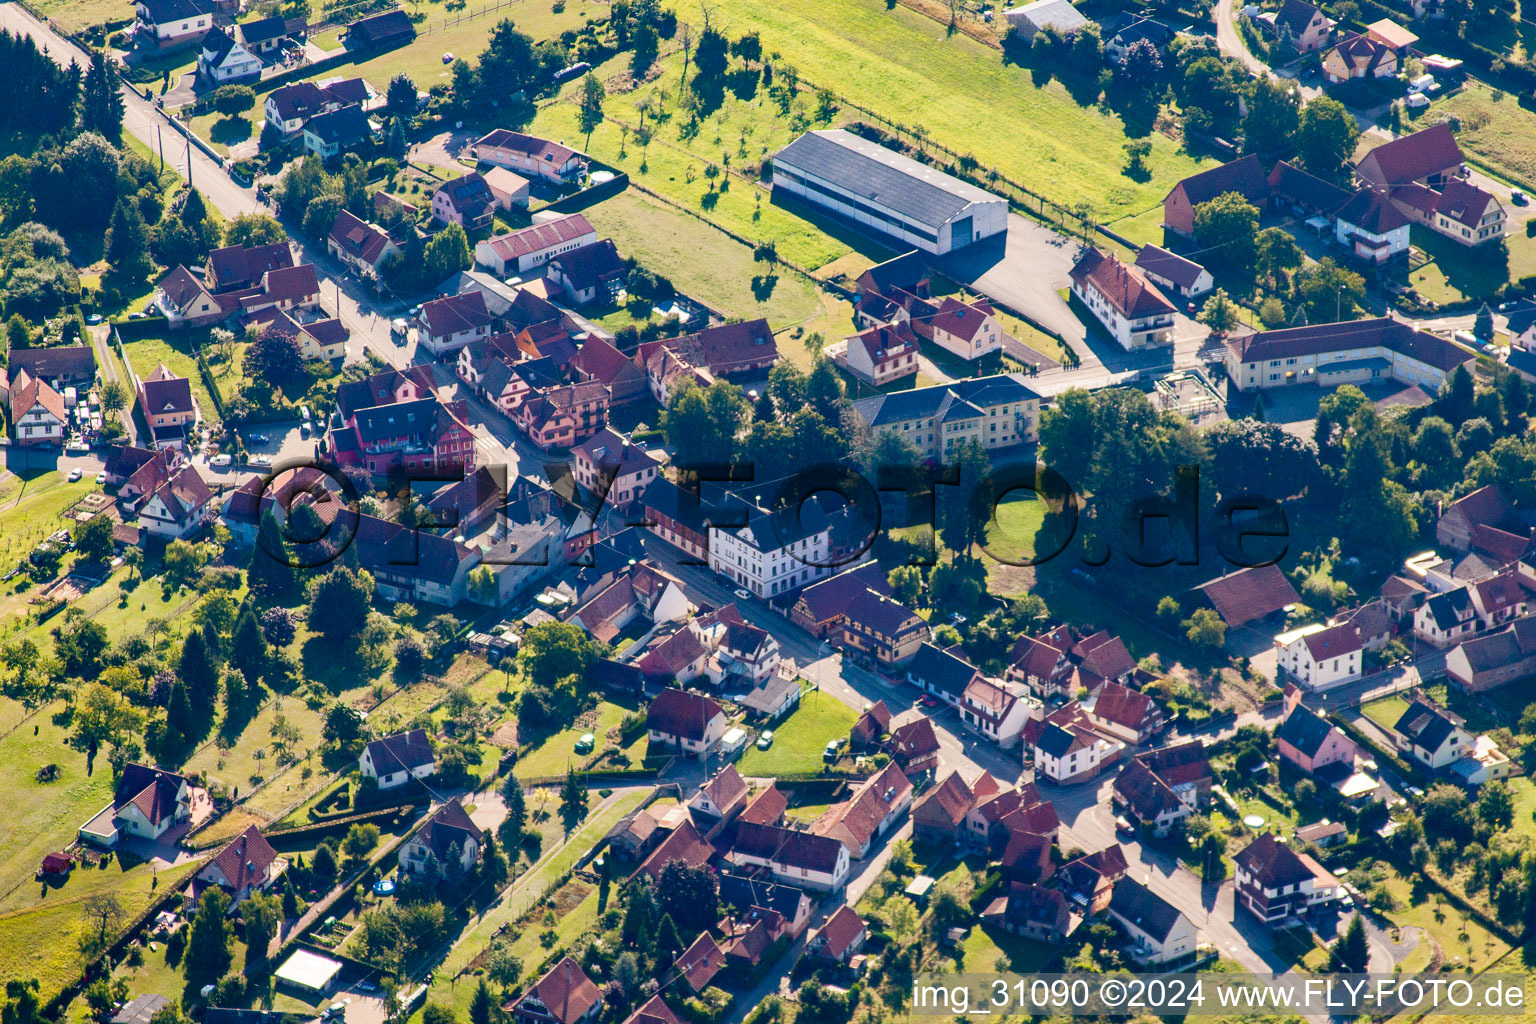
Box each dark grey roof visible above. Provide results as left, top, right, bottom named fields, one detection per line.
left=1506, top=299, right=1536, bottom=336
left=774, top=129, right=1004, bottom=231
left=853, top=373, right=1039, bottom=429
left=239, top=15, right=287, bottom=43
left=718, top=873, right=811, bottom=920
left=305, top=105, right=370, bottom=146
left=1425, top=588, right=1475, bottom=632
left=1035, top=721, right=1081, bottom=759
left=905, top=642, right=977, bottom=698
left=1275, top=706, right=1335, bottom=759
left=1392, top=700, right=1460, bottom=753
left=1108, top=879, right=1184, bottom=943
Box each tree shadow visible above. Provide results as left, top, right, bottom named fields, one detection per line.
left=725, top=68, right=760, bottom=101
left=1101, top=81, right=1161, bottom=138
left=751, top=273, right=778, bottom=301
left=210, top=116, right=253, bottom=147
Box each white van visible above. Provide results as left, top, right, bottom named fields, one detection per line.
left=1406, top=93, right=1430, bottom=110
left=1407, top=73, right=1437, bottom=94
left=719, top=727, right=748, bottom=758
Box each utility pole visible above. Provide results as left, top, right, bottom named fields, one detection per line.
left=156, top=124, right=165, bottom=173
left=186, top=137, right=193, bottom=190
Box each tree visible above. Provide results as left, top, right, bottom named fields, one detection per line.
left=72, top=683, right=145, bottom=750
left=344, top=822, right=381, bottom=859
left=660, top=378, right=747, bottom=462
left=1192, top=192, right=1260, bottom=276
left=177, top=628, right=220, bottom=708
left=307, top=566, right=374, bottom=642
left=1295, top=97, right=1360, bottom=182
left=225, top=214, right=285, bottom=248
left=311, top=842, right=339, bottom=884
left=249, top=510, right=298, bottom=605
left=889, top=564, right=924, bottom=606
left=105, top=197, right=152, bottom=279
left=80, top=50, right=124, bottom=143
left=1245, top=77, right=1301, bottom=155
left=578, top=73, right=606, bottom=151
left=246, top=326, right=306, bottom=388
left=303, top=194, right=343, bottom=241
left=213, top=85, right=256, bottom=116
left=424, top=222, right=471, bottom=281
left=1184, top=608, right=1227, bottom=647
left=469, top=981, right=494, bottom=1024
left=559, top=767, right=588, bottom=838
left=1197, top=288, right=1241, bottom=334
left=241, top=893, right=282, bottom=966
left=82, top=893, right=124, bottom=947
left=1475, top=302, right=1495, bottom=342
left=1117, top=37, right=1163, bottom=84
left=186, top=887, right=235, bottom=980
left=654, top=913, right=683, bottom=964
left=1293, top=258, right=1365, bottom=324
left=1329, top=913, right=1370, bottom=973
left=1255, top=227, right=1303, bottom=290
left=631, top=23, right=660, bottom=79
left=502, top=773, right=527, bottom=844
left=655, top=860, right=719, bottom=932
left=74, top=514, right=114, bottom=564
left=518, top=621, right=599, bottom=690
left=100, top=380, right=129, bottom=414
left=1122, top=139, right=1152, bottom=179
left=386, top=73, right=419, bottom=119
left=231, top=605, right=269, bottom=688
left=165, top=679, right=195, bottom=746
left=484, top=939, right=522, bottom=991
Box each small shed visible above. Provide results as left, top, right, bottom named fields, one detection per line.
left=904, top=874, right=936, bottom=906
left=40, top=852, right=73, bottom=876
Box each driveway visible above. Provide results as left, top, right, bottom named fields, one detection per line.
left=411, top=131, right=479, bottom=175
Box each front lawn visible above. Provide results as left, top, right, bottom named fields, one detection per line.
left=120, top=331, right=221, bottom=423
left=1432, top=82, right=1536, bottom=191
left=737, top=690, right=855, bottom=776
left=512, top=698, right=647, bottom=780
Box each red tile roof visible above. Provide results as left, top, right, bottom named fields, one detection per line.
left=1198, top=564, right=1300, bottom=626
left=513, top=957, right=601, bottom=1024
left=646, top=688, right=725, bottom=742
left=1070, top=248, right=1176, bottom=319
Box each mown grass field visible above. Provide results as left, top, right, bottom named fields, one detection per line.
left=580, top=188, right=825, bottom=328
left=120, top=332, right=224, bottom=423
left=675, top=0, right=1206, bottom=221
left=511, top=697, right=647, bottom=780
left=25, top=0, right=129, bottom=33
left=737, top=690, right=855, bottom=776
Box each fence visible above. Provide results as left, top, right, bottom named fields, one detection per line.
left=414, top=0, right=532, bottom=36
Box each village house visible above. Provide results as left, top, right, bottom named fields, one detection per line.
left=1107, top=879, right=1198, bottom=964
left=547, top=239, right=627, bottom=306
left=671, top=934, right=727, bottom=994
left=432, top=172, right=497, bottom=232
left=153, top=266, right=225, bottom=327
left=729, top=821, right=851, bottom=891
left=198, top=27, right=261, bottom=83
left=509, top=958, right=602, bottom=1024
left=850, top=373, right=1040, bottom=460
left=139, top=465, right=215, bottom=539
left=570, top=336, right=648, bottom=407
left=1069, top=247, right=1177, bottom=350
left=327, top=210, right=400, bottom=275
left=886, top=712, right=943, bottom=777
left=7, top=343, right=96, bottom=388
left=7, top=369, right=66, bottom=445
left=194, top=825, right=281, bottom=905
left=324, top=381, right=476, bottom=480
left=78, top=763, right=198, bottom=847
left=1275, top=621, right=1363, bottom=688
left=1414, top=588, right=1480, bottom=647
left=1234, top=833, right=1341, bottom=924
left=811, top=762, right=914, bottom=858
left=1445, top=617, right=1536, bottom=691
left=1133, top=245, right=1212, bottom=302
left=834, top=321, right=920, bottom=386
left=640, top=476, right=713, bottom=562
left=1392, top=698, right=1474, bottom=769
left=400, top=799, right=482, bottom=878
left=840, top=588, right=931, bottom=670
left=1275, top=695, right=1357, bottom=774
left=1085, top=681, right=1165, bottom=744
left=303, top=105, right=371, bottom=160
left=1333, top=189, right=1411, bottom=264
left=1058, top=846, right=1130, bottom=914
left=515, top=381, right=611, bottom=451
left=475, top=215, right=598, bottom=276
left=570, top=563, right=690, bottom=644
left=689, top=765, right=750, bottom=824
left=981, top=883, right=1080, bottom=944
left=1260, top=0, right=1334, bottom=50
left=360, top=729, right=436, bottom=789
left=807, top=905, right=868, bottom=964
left=646, top=688, right=728, bottom=758
left=645, top=319, right=781, bottom=403
left=922, top=296, right=1006, bottom=361
left=1111, top=742, right=1213, bottom=836
left=1437, top=485, right=1511, bottom=552
left=717, top=873, right=813, bottom=938
left=134, top=0, right=214, bottom=51
left=1322, top=33, right=1397, bottom=82
left=1002, top=0, right=1091, bottom=37
left=263, top=78, right=369, bottom=136
left=415, top=292, right=495, bottom=356
left=956, top=674, right=1039, bottom=748
left=472, top=130, right=589, bottom=183
left=207, top=241, right=295, bottom=293
left=571, top=428, right=666, bottom=510
left=1387, top=178, right=1507, bottom=247
left=1025, top=702, right=1124, bottom=783
left=706, top=497, right=833, bottom=600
